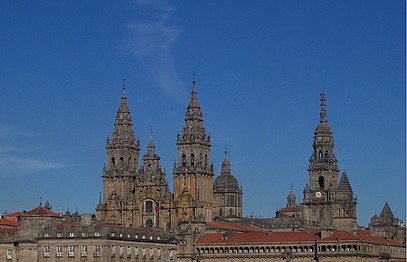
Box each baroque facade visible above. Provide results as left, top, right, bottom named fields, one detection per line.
left=1, top=78, right=405, bottom=262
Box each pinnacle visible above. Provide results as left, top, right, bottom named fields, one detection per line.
left=380, top=202, right=394, bottom=220
left=337, top=172, right=353, bottom=193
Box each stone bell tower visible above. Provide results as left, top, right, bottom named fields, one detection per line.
left=172, top=78, right=214, bottom=225
left=96, top=83, right=140, bottom=225
left=302, top=93, right=357, bottom=232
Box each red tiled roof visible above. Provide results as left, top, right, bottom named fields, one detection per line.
left=206, top=221, right=263, bottom=232
left=324, top=230, right=404, bottom=246
left=324, top=230, right=359, bottom=241
left=3, top=211, right=22, bottom=218
left=0, top=217, right=18, bottom=227
left=25, top=206, right=61, bottom=217
left=197, top=231, right=318, bottom=244
left=278, top=206, right=296, bottom=213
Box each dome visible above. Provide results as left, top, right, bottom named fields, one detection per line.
left=214, top=173, right=239, bottom=191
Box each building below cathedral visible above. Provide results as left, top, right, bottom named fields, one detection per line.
left=0, top=79, right=405, bottom=261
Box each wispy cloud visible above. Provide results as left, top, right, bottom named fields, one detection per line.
left=0, top=157, right=65, bottom=176
left=0, top=126, right=35, bottom=138
left=0, top=125, right=65, bottom=176
left=124, top=0, right=187, bottom=102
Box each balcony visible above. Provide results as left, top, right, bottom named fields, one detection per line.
left=68, top=252, right=75, bottom=257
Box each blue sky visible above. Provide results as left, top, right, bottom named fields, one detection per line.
left=0, top=1, right=405, bottom=226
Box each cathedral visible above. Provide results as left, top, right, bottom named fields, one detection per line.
left=96, top=79, right=244, bottom=229
left=0, top=78, right=405, bottom=262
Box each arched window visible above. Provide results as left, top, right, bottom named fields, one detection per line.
left=128, top=157, right=132, bottom=169
left=182, top=154, right=186, bottom=168
left=229, top=208, right=233, bottom=216
left=120, top=157, right=124, bottom=168
left=205, top=154, right=208, bottom=167
left=146, top=201, right=153, bottom=213
left=146, top=219, right=153, bottom=228
left=318, top=151, right=323, bottom=160
left=111, top=157, right=115, bottom=167
left=219, top=208, right=223, bottom=217
left=318, top=176, right=325, bottom=188
left=191, top=153, right=195, bottom=166
left=325, top=150, right=329, bottom=158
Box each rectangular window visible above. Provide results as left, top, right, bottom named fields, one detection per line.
left=44, top=233, right=50, bottom=237
left=146, top=200, right=153, bottom=213
left=81, top=246, right=87, bottom=257
left=94, top=245, right=101, bottom=257
left=95, top=232, right=101, bottom=236
left=6, top=249, right=12, bottom=260
left=68, top=246, right=75, bottom=257
left=81, top=232, right=87, bottom=237
left=56, top=246, right=62, bottom=257
left=44, top=246, right=50, bottom=257
left=69, top=232, right=75, bottom=237
left=57, top=232, right=63, bottom=237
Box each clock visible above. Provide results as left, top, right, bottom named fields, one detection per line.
left=315, top=192, right=322, bottom=198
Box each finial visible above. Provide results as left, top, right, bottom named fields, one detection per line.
left=290, top=184, right=293, bottom=192
left=99, top=192, right=102, bottom=203
left=122, top=78, right=127, bottom=98
left=319, top=92, right=327, bottom=123
left=224, top=145, right=228, bottom=159
left=150, top=126, right=153, bottom=142
left=192, top=73, right=197, bottom=94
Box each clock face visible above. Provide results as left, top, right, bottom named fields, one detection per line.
left=315, top=191, right=322, bottom=198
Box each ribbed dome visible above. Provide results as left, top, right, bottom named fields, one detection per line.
left=214, top=173, right=239, bottom=191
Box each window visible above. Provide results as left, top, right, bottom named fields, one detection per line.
left=81, top=232, right=87, bottom=237
left=127, top=247, right=131, bottom=255
left=6, top=249, right=12, bottom=260
left=57, top=232, right=63, bottom=237
left=146, top=219, right=153, bottom=228
left=318, top=176, right=325, bottom=189
left=44, top=246, right=50, bottom=257
left=69, top=232, right=75, bottom=237
left=190, top=153, right=195, bottom=166
left=95, top=232, right=101, bottom=236
left=94, top=245, right=101, bottom=254
left=111, top=157, right=115, bottom=167
left=81, top=246, right=87, bottom=257
left=319, top=151, right=323, bottom=160
left=68, top=246, right=75, bottom=257
left=44, top=233, right=50, bottom=237
left=182, top=154, right=186, bottom=167
left=56, top=246, right=62, bottom=257
left=146, top=201, right=153, bottom=213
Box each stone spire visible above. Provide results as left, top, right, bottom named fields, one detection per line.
left=147, top=127, right=155, bottom=157
left=109, top=83, right=139, bottom=150
left=308, top=93, right=339, bottom=190
left=380, top=202, right=394, bottom=221
left=182, top=78, right=206, bottom=140
left=221, top=147, right=231, bottom=175
left=337, top=172, right=353, bottom=193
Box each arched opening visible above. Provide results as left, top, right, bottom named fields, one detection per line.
left=190, top=153, right=194, bottom=166
left=325, top=150, right=329, bottom=158
left=204, top=154, right=208, bottom=167
left=182, top=154, right=186, bottom=168
left=120, top=157, right=124, bottom=168
left=128, top=157, right=132, bottom=169
left=111, top=157, right=115, bottom=168
left=319, top=151, right=323, bottom=160
left=318, top=176, right=325, bottom=189
left=229, top=208, right=233, bottom=216
left=146, top=219, right=153, bottom=228
left=219, top=208, right=223, bottom=217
